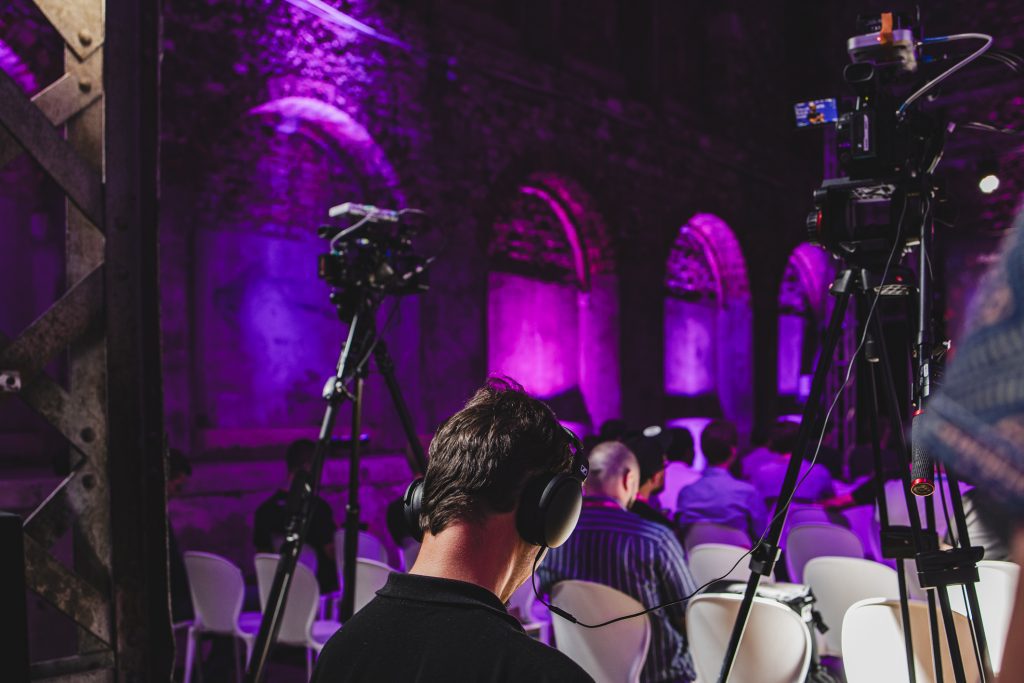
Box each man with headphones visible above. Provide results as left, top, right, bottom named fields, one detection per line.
left=311, top=378, right=593, bottom=682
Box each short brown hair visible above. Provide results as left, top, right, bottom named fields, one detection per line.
left=419, top=377, right=575, bottom=536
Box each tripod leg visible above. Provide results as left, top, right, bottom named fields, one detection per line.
left=716, top=278, right=853, bottom=683
left=373, top=340, right=427, bottom=474
left=868, top=359, right=917, bottom=683
left=941, top=466, right=994, bottom=678
left=339, top=375, right=366, bottom=623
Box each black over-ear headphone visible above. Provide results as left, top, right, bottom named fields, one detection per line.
left=403, top=428, right=588, bottom=548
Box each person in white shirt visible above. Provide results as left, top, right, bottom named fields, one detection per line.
left=657, top=427, right=701, bottom=515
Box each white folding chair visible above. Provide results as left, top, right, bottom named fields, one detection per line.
left=947, top=559, right=1020, bottom=675
left=353, top=558, right=392, bottom=614
left=785, top=523, right=864, bottom=583
left=683, top=522, right=750, bottom=553
left=550, top=581, right=650, bottom=683
left=182, top=551, right=259, bottom=683
left=397, top=538, right=421, bottom=572
left=508, top=580, right=552, bottom=644
left=803, top=556, right=899, bottom=656
left=688, top=543, right=760, bottom=586
left=254, top=553, right=342, bottom=679
left=843, top=598, right=981, bottom=683
left=687, top=593, right=812, bottom=683
left=334, top=529, right=390, bottom=569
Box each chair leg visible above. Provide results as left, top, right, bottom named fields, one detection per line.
left=306, top=647, right=313, bottom=680
left=183, top=629, right=196, bottom=683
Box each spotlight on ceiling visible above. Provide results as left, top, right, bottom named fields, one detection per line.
left=978, top=160, right=1000, bottom=194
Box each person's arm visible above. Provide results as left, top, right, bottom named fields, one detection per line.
left=253, top=505, right=272, bottom=553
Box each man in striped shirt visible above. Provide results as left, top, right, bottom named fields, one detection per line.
left=537, top=441, right=697, bottom=683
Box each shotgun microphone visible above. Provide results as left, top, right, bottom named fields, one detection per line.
left=910, top=409, right=935, bottom=496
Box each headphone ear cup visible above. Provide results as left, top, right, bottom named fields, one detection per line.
left=403, top=478, right=425, bottom=543
left=516, top=474, right=584, bottom=548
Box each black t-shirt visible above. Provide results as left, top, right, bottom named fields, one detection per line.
left=311, top=573, right=594, bottom=683
left=253, top=490, right=338, bottom=593
left=631, top=499, right=674, bottom=529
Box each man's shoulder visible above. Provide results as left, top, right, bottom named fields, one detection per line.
left=586, top=507, right=679, bottom=545
left=508, top=635, right=594, bottom=681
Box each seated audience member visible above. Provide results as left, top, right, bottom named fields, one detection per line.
left=657, top=427, right=700, bottom=512
left=312, top=379, right=592, bottom=682
left=253, top=439, right=338, bottom=594
left=539, top=441, right=697, bottom=683
left=740, top=422, right=779, bottom=480
left=676, top=420, right=767, bottom=544
left=625, top=433, right=673, bottom=529
left=749, top=420, right=835, bottom=504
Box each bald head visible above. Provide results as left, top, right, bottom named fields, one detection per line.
left=585, top=441, right=640, bottom=508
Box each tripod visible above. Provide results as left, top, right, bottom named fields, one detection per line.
left=244, top=291, right=427, bottom=683
left=716, top=261, right=991, bottom=683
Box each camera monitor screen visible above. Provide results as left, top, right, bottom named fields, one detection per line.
left=794, top=98, right=838, bottom=128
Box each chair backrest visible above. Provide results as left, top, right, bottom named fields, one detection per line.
left=687, top=593, right=811, bottom=683
left=397, top=538, right=421, bottom=572
left=550, top=581, right=650, bottom=683
left=183, top=551, right=245, bottom=633
left=688, top=543, right=757, bottom=586
left=254, top=553, right=319, bottom=646
left=882, top=480, right=949, bottom=540
left=785, top=523, right=864, bottom=583
left=354, top=558, right=392, bottom=614
left=334, top=530, right=390, bottom=570
left=803, top=556, right=899, bottom=656
left=947, top=560, right=1020, bottom=674
left=684, top=522, right=750, bottom=553
left=269, top=533, right=318, bottom=571
left=843, top=598, right=981, bottom=683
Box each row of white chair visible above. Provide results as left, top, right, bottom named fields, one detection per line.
left=181, top=551, right=395, bottom=683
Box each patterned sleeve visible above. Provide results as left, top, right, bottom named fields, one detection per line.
left=655, top=528, right=697, bottom=622
left=919, top=213, right=1024, bottom=516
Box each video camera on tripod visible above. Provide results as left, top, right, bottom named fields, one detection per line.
left=317, top=202, right=430, bottom=315
left=800, top=12, right=950, bottom=268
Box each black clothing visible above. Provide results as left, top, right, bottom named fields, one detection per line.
left=631, top=499, right=675, bottom=530
left=311, top=572, right=593, bottom=683
left=253, top=490, right=338, bottom=593
left=168, top=524, right=194, bottom=623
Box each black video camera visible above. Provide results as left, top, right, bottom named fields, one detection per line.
left=317, top=203, right=429, bottom=316
left=800, top=12, right=946, bottom=266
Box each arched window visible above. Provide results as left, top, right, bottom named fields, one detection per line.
left=487, top=173, right=618, bottom=433
left=777, top=243, right=835, bottom=413
left=194, top=98, right=412, bottom=446
left=664, top=214, right=752, bottom=438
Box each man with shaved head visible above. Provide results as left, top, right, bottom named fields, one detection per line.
left=537, top=441, right=698, bottom=683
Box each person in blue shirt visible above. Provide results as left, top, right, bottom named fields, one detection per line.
left=676, top=419, right=768, bottom=545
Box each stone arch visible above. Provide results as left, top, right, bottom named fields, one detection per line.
left=191, top=96, right=415, bottom=448
left=664, top=213, right=753, bottom=435
left=778, top=243, right=835, bottom=407
left=487, top=172, right=619, bottom=432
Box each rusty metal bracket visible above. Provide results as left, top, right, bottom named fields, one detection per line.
left=30, top=651, right=114, bottom=682
left=0, top=266, right=103, bottom=384
left=0, top=68, right=103, bottom=227
left=23, top=535, right=111, bottom=646
left=0, top=50, right=104, bottom=171
left=33, top=0, right=104, bottom=61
